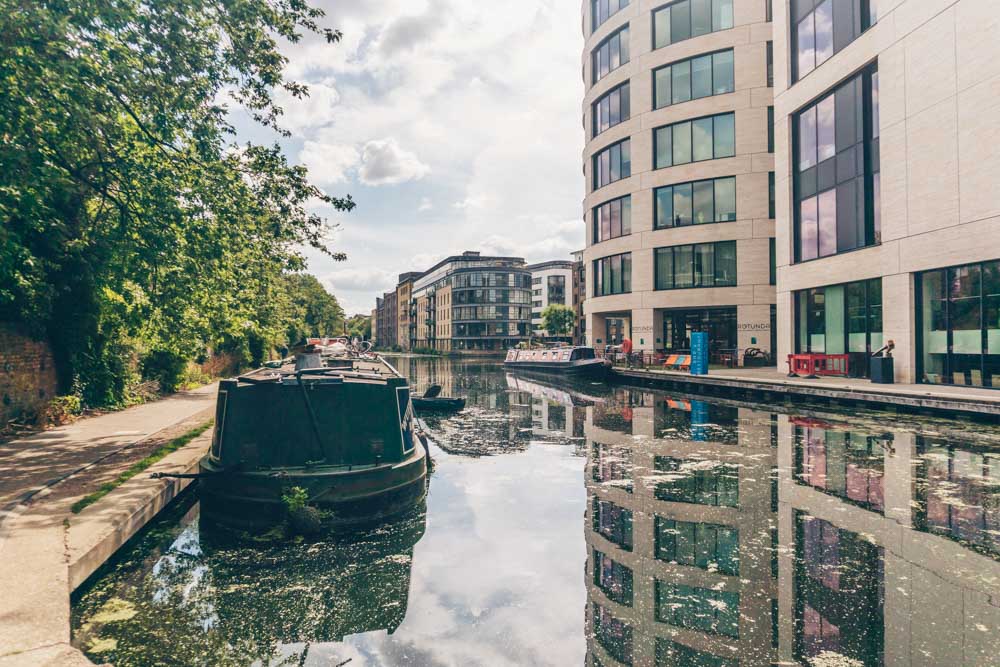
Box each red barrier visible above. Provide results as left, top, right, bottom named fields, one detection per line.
left=787, top=353, right=850, bottom=378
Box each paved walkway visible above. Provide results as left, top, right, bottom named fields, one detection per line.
left=612, top=365, right=1000, bottom=416
left=0, top=384, right=217, bottom=511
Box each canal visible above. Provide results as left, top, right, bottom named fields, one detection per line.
left=71, top=356, right=1000, bottom=666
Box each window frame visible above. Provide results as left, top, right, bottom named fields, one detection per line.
left=653, top=111, right=736, bottom=169
left=592, top=137, right=632, bottom=190
left=652, top=48, right=735, bottom=110
left=592, top=80, right=631, bottom=138
left=653, top=175, right=737, bottom=229
left=592, top=24, right=631, bottom=84
left=593, top=194, right=632, bottom=243
left=593, top=252, right=633, bottom=296
left=654, top=241, right=738, bottom=290
left=652, top=0, right=735, bottom=51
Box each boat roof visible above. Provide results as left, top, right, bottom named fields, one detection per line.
left=238, top=353, right=405, bottom=385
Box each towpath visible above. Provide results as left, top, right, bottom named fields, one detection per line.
left=0, top=384, right=216, bottom=514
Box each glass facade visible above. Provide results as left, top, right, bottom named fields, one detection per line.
left=593, top=139, right=631, bottom=190
left=593, top=25, right=630, bottom=84
left=654, top=176, right=736, bottom=228
left=654, top=112, right=735, bottom=169
left=655, top=580, right=740, bottom=638
left=654, top=456, right=739, bottom=507
left=593, top=549, right=634, bottom=606
left=793, top=0, right=874, bottom=81
left=652, top=49, right=734, bottom=110
left=653, top=0, right=734, bottom=50
left=655, top=517, right=739, bottom=575
left=442, top=267, right=533, bottom=351
left=662, top=307, right=737, bottom=355
left=593, top=81, right=630, bottom=137
left=592, top=0, right=629, bottom=32
left=547, top=274, right=566, bottom=306
left=593, top=496, right=633, bottom=551
left=654, top=241, right=737, bottom=290
left=793, top=65, right=879, bottom=262
left=795, top=425, right=886, bottom=513
left=794, top=278, right=882, bottom=377
left=917, top=260, right=1000, bottom=388
left=593, top=195, right=631, bottom=243
left=593, top=253, right=632, bottom=296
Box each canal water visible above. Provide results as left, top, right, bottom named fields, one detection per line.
left=71, top=356, right=1000, bottom=666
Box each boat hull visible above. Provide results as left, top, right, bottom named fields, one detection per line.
left=412, top=397, right=466, bottom=412
left=503, top=359, right=610, bottom=379
left=198, top=439, right=428, bottom=530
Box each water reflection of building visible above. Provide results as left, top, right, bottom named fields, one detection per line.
left=776, top=417, right=1000, bottom=666
left=584, top=389, right=778, bottom=666
left=505, top=374, right=599, bottom=443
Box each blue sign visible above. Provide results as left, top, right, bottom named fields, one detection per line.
left=690, top=331, right=709, bottom=375
left=690, top=399, right=709, bottom=441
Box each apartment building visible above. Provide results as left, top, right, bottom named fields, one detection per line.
left=773, top=0, right=1000, bottom=385
left=527, top=260, right=576, bottom=340
left=581, top=0, right=777, bottom=362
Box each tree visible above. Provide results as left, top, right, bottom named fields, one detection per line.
left=541, top=304, right=576, bottom=337
left=345, top=314, right=372, bottom=341
left=0, top=0, right=352, bottom=405
left=280, top=274, right=345, bottom=345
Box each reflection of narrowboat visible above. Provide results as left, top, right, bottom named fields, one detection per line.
left=504, top=346, right=611, bottom=379
left=197, top=344, right=427, bottom=529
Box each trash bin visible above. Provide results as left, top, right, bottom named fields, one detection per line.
left=870, top=357, right=894, bottom=384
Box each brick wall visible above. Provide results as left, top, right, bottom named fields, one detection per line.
left=0, top=323, right=59, bottom=423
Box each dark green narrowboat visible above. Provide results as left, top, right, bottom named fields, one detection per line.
left=199, top=352, right=427, bottom=529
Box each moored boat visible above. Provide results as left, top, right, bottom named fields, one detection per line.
left=503, top=345, right=611, bottom=379
left=196, top=342, right=427, bottom=530
left=412, top=396, right=466, bottom=412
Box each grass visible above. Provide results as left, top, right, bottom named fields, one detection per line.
left=70, top=420, right=213, bottom=514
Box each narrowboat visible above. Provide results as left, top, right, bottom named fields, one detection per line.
left=503, top=345, right=611, bottom=379
left=196, top=343, right=427, bottom=530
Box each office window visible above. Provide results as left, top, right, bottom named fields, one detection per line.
left=592, top=25, right=630, bottom=83
left=653, top=0, right=734, bottom=50
left=656, top=580, right=740, bottom=638
left=655, top=517, right=740, bottom=575
left=654, top=176, right=735, bottom=228
left=769, top=171, right=775, bottom=218
left=593, top=496, right=634, bottom=551
left=655, top=456, right=739, bottom=505
left=793, top=64, right=879, bottom=262
left=654, top=112, right=735, bottom=169
left=654, top=241, right=737, bottom=290
left=766, top=0, right=773, bottom=22
left=592, top=0, right=629, bottom=31
left=593, top=138, right=631, bottom=190
left=767, top=41, right=774, bottom=86
left=593, top=549, right=634, bottom=606
left=594, top=253, right=632, bottom=296
left=767, top=106, right=774, bottom=153
left=769, top=237, right=776, bottom=285
left=653, top=49, right=734, bottom=110
left=593, top=81, right=630, bottom=137
left=793, top=0, right=874, bottom=81
left=594, top=195, right=632, bottom=243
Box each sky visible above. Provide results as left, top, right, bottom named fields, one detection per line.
left=236, top=1, right=586, bottom=316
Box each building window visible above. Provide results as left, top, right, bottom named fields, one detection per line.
left=654, top=112, right=735, bottom=169
left=655, top=456, right=739, bottom=505
left=593, top=138, right=631, bottom=190
left=655, top=580, right=740, bottom=637
left=653, top=0, right=734, bottom=50
left=793, top=0, right=874, bottom=81
left=768, top=171, right=775, bottom=218
left=655, top=517, right=739, bottom=575
left=653, top=49, right=734, bottom=110
left=593, top=81, right=630, bottom=137
left=766, top=0, right=773, bottom=22
left=654, top=176, right=736, bottom=228
left=592, top=0, right=629, bottom=32
left=767, top=105, right=774, bottom=153
left=795, top=278, right=883, bottom=375
left=793, top=65, right=879, bottom=262
left=593, top=549, right=634, bottom=606
left=917, top=260, right=1000, bottom=388
left=769, top=238, right=776, bottom=285
left=593, top=253, right=632, bottom=296
left=547, top=275, right=566, bottom=305
left=592, top=25, right=630, bottom=84
left=766, top=41, right=774, bottom=87
left=593, top=496, right=633, bottom=551
left=654, top=241, right=737, bottom=290
left=593, top=603, right=633, bottom=665
left=594, top=195, right=632, bottom=243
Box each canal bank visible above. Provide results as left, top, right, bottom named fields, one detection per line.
left=609, top=366, right=1000, bottom=420
left=0, top=389, right=215, bottom=667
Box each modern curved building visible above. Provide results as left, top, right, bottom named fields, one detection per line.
left=581, top=0, right=776, bottom=362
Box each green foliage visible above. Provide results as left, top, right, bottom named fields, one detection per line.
left=0, top=0, right=352, bottom=408
left=44, top=394, right=82, bottom=425
left=281, top=486, right=310, bottom=514
left=280, top=274, right=345, bottom=345
left=345, top=314, right=372, bottom=340
left=541, top=304, right=576, bottom=337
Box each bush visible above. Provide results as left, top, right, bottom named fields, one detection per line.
left=43, top=395, right=82, bottom=425
left=140, top=350, right=187, bottom=393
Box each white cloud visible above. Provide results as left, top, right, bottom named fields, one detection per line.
left=273, top=79, right=341, bottom=131
left=418, top=197, right=433, bottom=212
left=358, top=138, right=430, bottom=186
left=298, top=141, right=359, bottom=185
left=322, top=266, right=397, bottom=293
